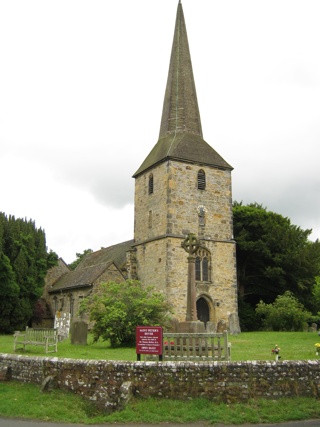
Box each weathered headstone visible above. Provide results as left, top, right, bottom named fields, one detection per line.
left=70, top=320, right=88, bottom=345
left=311, top=322, right=318, bottom=332
left=228, top=313, right=241, bottom=335
left=217, top=319, right=227, bottom=333
left=54, top=311, right=71, bottom=341
left=206, top=321, right=217, bottom=333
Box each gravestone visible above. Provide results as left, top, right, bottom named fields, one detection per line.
left=70, top=320, right=88, bottom=345
left=217, top=319, right=227, bottom=333
left=54, top=312, right=70, bottom=341
left=311, top=322, right=318, bottom=332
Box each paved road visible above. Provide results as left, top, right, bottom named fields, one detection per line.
left=0, top=417, right=320, bottom=427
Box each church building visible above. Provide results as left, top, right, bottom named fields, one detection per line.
left=45, top=1, right=240, bottom=334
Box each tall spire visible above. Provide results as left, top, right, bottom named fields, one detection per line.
left=133, top=2, right=232, bottom=178
left=159, top=1, right=202, bottom=138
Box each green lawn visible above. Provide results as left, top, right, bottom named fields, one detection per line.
left=0, top=381, right=320, bottom=425
left=2, top=330, right=320, bottom=361
left=1, top=331, right=320, bottom=424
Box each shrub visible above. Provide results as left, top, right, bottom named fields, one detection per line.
left=256, top=291, right=311, bottom=331
left=80, top=280, right=172, bottom=347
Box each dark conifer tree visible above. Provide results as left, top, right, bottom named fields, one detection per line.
left=0, top=212, right=58, bottom=333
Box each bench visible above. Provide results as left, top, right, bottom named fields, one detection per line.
left=163, top=331, right=230, bottom=361
left=13, top=327, right=58, bottom=354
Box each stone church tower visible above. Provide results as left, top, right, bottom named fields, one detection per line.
left=131, top=2, right=240, bottom=333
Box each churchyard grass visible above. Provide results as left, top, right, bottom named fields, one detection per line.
left=1, top=331, right=320, bottom=424
left=1, top=331, right=320, bottom=361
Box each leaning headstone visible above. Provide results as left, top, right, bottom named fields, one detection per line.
left=41, top=375, right=56, bottom=392
left=70, top=320, right=88, bottom=345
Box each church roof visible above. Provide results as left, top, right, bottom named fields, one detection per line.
left=49, top=240, right=134, bottom=293
left=133, top=1, right=232, bottom=178
left=49, top=262, right=114, bottom=293
left=76, top=239, right=134, bottom=271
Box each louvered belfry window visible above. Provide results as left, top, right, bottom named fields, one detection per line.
left=197, top=169, right=206, bottom=190
left=148, top=173, right=154, bottom=194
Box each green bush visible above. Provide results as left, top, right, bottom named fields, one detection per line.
left=80, top=280, right=172, bottom=347
left=256, top=291, right=311, bottom=331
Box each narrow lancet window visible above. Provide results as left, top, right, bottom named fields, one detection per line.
left=195, top=257, right=201, bottom=281
left=197, top=169, right=206, bottom=190
left=148, top=174, right=154, bottom=194
left=202, top=257, right=209, bottom=281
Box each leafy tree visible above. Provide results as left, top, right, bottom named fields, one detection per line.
left=256, top=291, right=311, bottom=331
left=81, top=280, right=172, bottom=347
left=69, top=249, right=93, bottom=270
left=233, top=202, right=320, bottom=330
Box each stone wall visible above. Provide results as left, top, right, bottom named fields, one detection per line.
left=1, top=354, right=319, bottom=412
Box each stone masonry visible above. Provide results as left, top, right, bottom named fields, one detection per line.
left=130, top=2, right=240, bottom=333
left=1, top=354, right=320, bottom=412
left=133, top=160, right=238, bottom=329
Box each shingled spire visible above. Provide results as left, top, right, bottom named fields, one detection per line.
left=133, top=1, right=232, bottom=178
left=159, top=0, right=202, bottom=138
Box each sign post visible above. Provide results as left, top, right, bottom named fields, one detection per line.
left=136, top=326, right=163, bottom=361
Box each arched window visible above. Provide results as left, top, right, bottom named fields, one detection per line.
left=194, top=248, right=211, bottom=282
left=197, top=169, right=206, bottom=190
left=148, top=173, right=154, bottom=194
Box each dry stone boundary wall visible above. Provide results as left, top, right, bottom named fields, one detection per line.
left=1, top=353, right=320, bottom=412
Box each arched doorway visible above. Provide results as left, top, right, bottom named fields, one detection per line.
left=197, top=297, right=210, bottom=325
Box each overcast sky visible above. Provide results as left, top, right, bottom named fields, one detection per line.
left=1, top=0, right=319, bottom=264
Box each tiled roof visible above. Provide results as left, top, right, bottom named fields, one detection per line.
left=76, top=239, right=134, bottom=271
left=49, top=240, right=134, bottom=293
left=49, top=262, right=112, bottom=293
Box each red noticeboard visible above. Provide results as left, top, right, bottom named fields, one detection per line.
left=136, top=326, right=163, bottom=357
